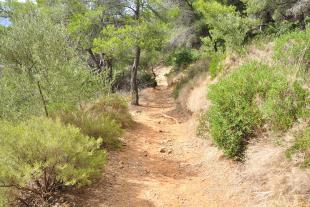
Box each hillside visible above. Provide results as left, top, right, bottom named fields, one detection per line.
left=0, top=0, right=309, bottom=207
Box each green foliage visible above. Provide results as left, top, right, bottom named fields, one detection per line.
left=57, top=95, right=132, bottom=149
left=209, top=52, right=225, bottom=78
left=94, top=21, right=166, bottom=58
left=171, top=48, right=198, bottom=68
left=0, top=117, right=106, bottom=206
left=286, top=128, right=310, bottom=168
left=86, top=95, right=133, bottom=129
left=58, top=110, right=123, bottom=149
left=204, top=62, right=308, bottom=159
left=274, top=29, right=310, bottom=69
left=194, top=0, right=255, bottom=50
left=0, top=10, right=105, bottom=121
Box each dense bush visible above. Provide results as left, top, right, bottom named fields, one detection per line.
left=165, top=47, right=198, bottom=69
left=86, top=95, right=133, bottom=129
left=58, top=110, right=123, bottom=149
left=286, top=128, right=310, bottom=168
left=0, top=118, right=106, bottom=206
left=57, top=95, right=132, bottom=149
left=202, top=62, right=308, bottom=159
left=274, top=29, right=310, bottom=70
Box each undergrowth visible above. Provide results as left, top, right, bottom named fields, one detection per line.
left=199, top=62, right=308, bottom=159
left=286, top=128, right=310, bottom=168
left=57, top=95, right=132, bottom=150
left=0, top=118, right=106, bottom=206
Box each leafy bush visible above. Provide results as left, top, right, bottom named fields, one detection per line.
left=209, top=52, right=225, bottom=78
left=274, top=29, right=310, bottom=69
left=86, top=95, right=133, bottom=129
left=286, top=128, right=310, bottom=168
left=0, top=118, right=106, bottom=206
left=204, top=62, right=308, bottom=159
left=57, top=95, right=132, bottom=149
left=166, top=48, right=198, bottom=69
left=58, top=110, right=123, bottom=149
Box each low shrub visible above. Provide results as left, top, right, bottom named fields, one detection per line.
left=286, top=128, right=310, bottom=168
left=57, top=95, right=132, bottom=149
left=86, top=95, right=133, bottom=129
left=0, top=118, right=106, bottom=206
left=274, top=29, right=310, bottom=70
left=165, top=47, right=198, bottom=69
left=203, top=62, right=308, bottom=159
left=58, top=110, right=123, bottom=149
left=209, top=52, right=225, bottom=78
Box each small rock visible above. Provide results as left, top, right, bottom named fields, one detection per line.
left=160, top=148, right=166, bottom=153
left=168, top=149, right=173, bottom=154
left=119, top=161, right=124, bottom=169
left=159, top=130, right=164, bottom=133
left=143, top=151, right=148, bottom=157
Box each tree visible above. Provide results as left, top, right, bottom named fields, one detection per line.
left=0, top=6, right=104, bottom=121
left=242, top=0, right=310, bottom=29
left=94, top=0, right=167, bottom=105
left=193, top=0, right=255, bottom=51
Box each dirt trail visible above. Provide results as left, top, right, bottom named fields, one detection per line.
left=75, top=67, right=250, bottom=207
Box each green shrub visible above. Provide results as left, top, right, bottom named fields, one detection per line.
left=204, top=62, right=308, bottom=159
left=274, top=29, right=310, bottom=70
left=166, top=48, right=198, bottom=69
left=209, top=52, right=225, bottom=78
left=286, top=128, right=310, bottom=168
left=58, top=110, right=123, bottom=149
left=86, top=95, right=133, bottom=128
left=57, top=95, right=132, bottom=149
left=0, top=118, right=106, bottom=206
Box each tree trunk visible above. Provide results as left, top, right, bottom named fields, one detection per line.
left=37, top=81, right=49, bottom=117
left=299, top=13, right=305, bottom=30
left=107, top=59, right=113, bottom=82
left=87, top=48, right=103, bottom=72
left=130, top=0, right=141, bottom=105
left=131, top=46, right=140, bottom=105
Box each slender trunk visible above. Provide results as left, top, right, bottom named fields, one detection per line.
left=131, top=46, right=140, bottom=105
left=37, top=81, right=49, bottom=117
left=107, top=59, right=113, bottom=82
left=299, top=13, right=305, bottom=31
left=130, top=0, right=141, bottom=105
left=87, top=48, right=103, bottom=72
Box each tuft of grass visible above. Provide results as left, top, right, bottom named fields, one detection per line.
left=286, top=128, right=310, bottom=168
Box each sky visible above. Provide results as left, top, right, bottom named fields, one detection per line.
left=0, top=17, right=10, bottom=26
left=0, top=0, right=32, bottom=26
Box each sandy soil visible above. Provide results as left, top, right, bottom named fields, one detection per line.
left=75, top=66, right=310, bottom=207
